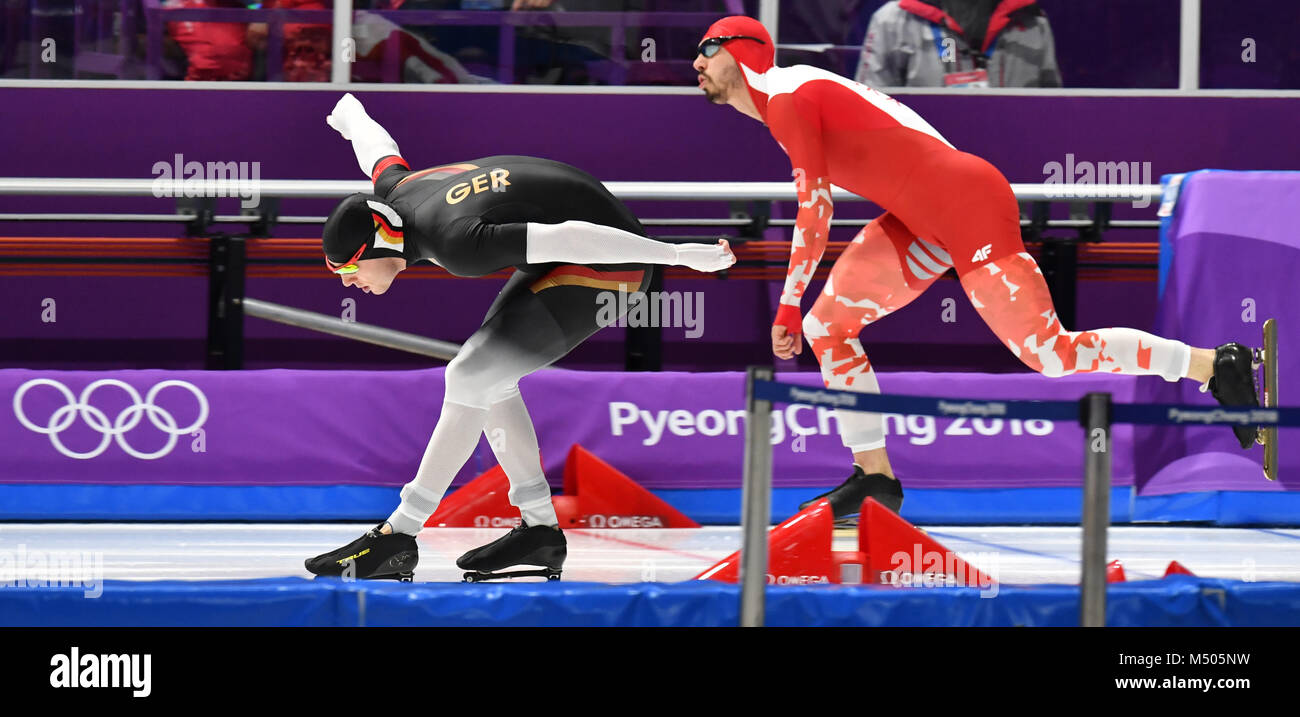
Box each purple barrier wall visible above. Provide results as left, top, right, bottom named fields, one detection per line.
left=1, top=88, right=1297, bottom=371
left=0, top=366, right=1142, bottom=491
left=1135, top=171, right=1300, bottom=495
left=2, top=89, right=1297, bottom=187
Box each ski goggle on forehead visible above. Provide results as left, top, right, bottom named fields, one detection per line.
left=697, top=35, right=767, bottom=58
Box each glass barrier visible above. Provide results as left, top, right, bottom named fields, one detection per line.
left=370, top=1, right=752, bottom=86
left=782, top=0, right=1181, bottom=89
left=1199, top=0, right=1300, bottom=89
left=0, top=0, right=1294, bottom=88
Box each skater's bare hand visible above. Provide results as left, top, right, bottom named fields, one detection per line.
left=772, top=325, right=802, bottom=359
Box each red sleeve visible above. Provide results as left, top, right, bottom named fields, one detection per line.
left=370, top=155, right=409, bottom=184
left=371, top=156, right=412, bottom=198
left=767, top=91, right=834, bottom=335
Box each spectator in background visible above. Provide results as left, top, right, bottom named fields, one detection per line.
left=246, top=0, right=332, bottom=82
left=165, top=0, right=253, bottom=81
left=349, top=9, right=494, bottom=82
left=448, top=0, right=647, bottom=84
left=856, top=0, right=1061, bottom=88
left=508, top=0, right=649, bottom=84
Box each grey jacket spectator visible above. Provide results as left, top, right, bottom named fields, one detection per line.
left=856, top=0, right=1061, bottom=88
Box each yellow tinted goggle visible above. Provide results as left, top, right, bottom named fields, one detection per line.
left=325, top=231, right=370, bottom=275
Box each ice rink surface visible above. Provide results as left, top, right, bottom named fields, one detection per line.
left=3, top=522, right=1299, bottom=585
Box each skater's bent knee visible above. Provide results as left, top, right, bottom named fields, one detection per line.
left=804, top=311, right=860, bottom=343
left=444, top=357, right=498, bottom=408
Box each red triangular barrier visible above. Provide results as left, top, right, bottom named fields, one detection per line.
left=695, top=500, right=836, bottom=584
left=1163, top=560, right=1195, bottom=577
left=859, top=499, right=996, bottom=588
left=560, top=445, right=699, bottom=529
left=424, top=446, right=698, bottom=530
left=1106, top=559, right=1127, bottom=582
left=424, top=463, right=520, bottom=529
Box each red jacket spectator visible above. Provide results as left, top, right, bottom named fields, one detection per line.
left=165, top=0, right=253, bottom=81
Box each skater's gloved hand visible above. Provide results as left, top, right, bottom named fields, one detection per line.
left=326, top=93, right=369, bottom=140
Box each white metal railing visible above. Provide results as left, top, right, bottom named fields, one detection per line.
left=0, top=178, right=1163, bottom=203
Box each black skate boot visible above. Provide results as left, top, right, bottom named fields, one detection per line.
left=457, top=523, right=566, bottom=583
left=1205, top=342, right=1261, bottom=450
left=304, top=523, right=418, bottom=582
left=798, top=466, right=903, bottom=525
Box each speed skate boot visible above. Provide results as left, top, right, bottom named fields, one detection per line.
left=304, top=523, right=418, bottom=582
left=798, top=465, right=903, bottom=526
left=1204, top=342, right=1261, bottom=450
left=457, top=523, right=566, bottom=583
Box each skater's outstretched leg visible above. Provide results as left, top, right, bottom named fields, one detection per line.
left=962, top=253, right=1197, bottom=381
left=962, top=252, right=1263, bottom=447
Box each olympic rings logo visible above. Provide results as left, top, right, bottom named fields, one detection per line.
left=13, top=379, right=210, bottom=460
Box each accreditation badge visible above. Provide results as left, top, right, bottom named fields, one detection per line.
left=943, top=69, right=990, bottom=88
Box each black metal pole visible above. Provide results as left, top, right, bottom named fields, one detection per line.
left=205, top=235, right=245, bottom=370
left=1041, top=239, right=1078, bottom=331
left=1080, top=391, right=1112, bottom=627
left=740, top=366, right=774, bottom=627
left=624, top=267, right=663, bottom=371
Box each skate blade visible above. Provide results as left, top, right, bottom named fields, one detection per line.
left=463, top=569, right=561, bottom=583
left=832, top=515, right=920, bottom=533
left=1261, top=318, right=1279, bottom=480
left=312, top=571, right=414, bottom=583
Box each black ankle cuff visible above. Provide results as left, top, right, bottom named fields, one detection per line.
left=861, top=472, right=903, bottom=496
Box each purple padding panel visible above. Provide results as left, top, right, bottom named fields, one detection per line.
left=0, top=272, right=1159, bottom=374
left=1, top=367, right=1138, bottom=491
left=1136, top=171, right=1300, bottom=495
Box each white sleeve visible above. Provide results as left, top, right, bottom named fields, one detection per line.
left=525, top=221, right=734, bottom=273
left=525, top=220, right=676, bottom=265
left=326, top=93, right=403, bottom=177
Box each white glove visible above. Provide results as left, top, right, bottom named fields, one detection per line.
left=325, top=93, right=367, bottom=140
